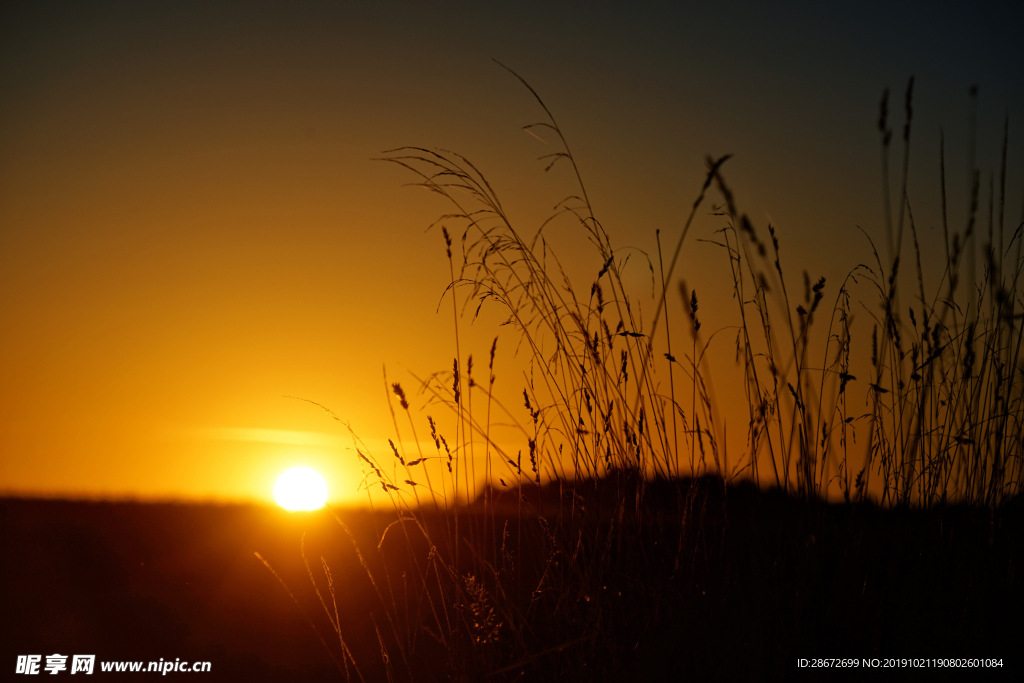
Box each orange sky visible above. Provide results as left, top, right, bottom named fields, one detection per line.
left=2, top=1, right=1022, bottom=505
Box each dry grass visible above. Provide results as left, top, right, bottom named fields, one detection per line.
left=268, top=67, right=1023, bottom=680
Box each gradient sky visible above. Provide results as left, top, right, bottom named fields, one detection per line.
left=2, top=0, right=1022, bottom=505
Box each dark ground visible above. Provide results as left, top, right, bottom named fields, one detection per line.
left=2, top=481, right=1020, bottom=681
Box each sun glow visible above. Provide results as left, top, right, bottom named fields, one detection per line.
left=274, top=467, right=329, bottom=511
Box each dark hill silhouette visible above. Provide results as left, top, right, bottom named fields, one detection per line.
left=2, top=480, right=1020, bottom=680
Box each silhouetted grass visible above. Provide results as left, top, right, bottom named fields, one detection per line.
left=271, top=67, right=1023, bottom=681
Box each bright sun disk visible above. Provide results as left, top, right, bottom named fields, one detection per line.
left=274, top=467, right=329, bottom=511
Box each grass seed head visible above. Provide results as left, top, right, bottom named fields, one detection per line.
left=391, top=383, right=409, bottom=410
left=389, top=439, right=404, bottom=465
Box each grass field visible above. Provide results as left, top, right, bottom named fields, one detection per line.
left=2, top=490, right=1019, bottom=680
left=4, top=72, right=1021, bottom=680
left=265, top=71, right=1023, bottom=679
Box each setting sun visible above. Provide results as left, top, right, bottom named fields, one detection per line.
left=273, top=467, right=329, bottom=511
